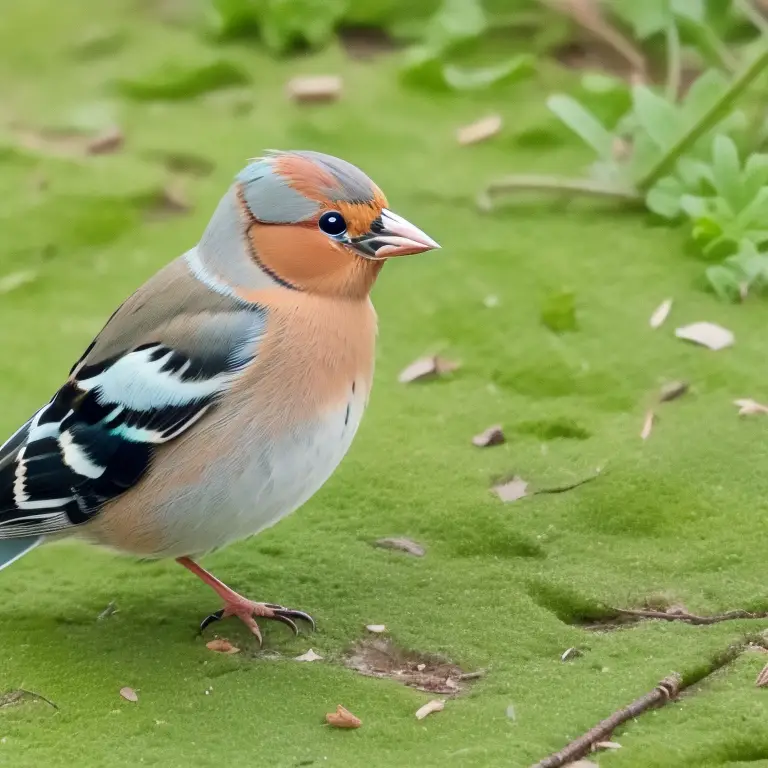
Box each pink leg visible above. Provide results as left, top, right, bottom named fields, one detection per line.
left=177, top=556, right=315, bottom=644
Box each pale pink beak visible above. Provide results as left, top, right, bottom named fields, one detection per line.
left=354, top=209, right=440, bottom=260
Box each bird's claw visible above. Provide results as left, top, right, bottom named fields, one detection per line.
left=198, top=601, right=315, bottom=643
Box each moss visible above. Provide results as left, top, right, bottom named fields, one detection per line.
left=3, top=3, right=768, bottom=767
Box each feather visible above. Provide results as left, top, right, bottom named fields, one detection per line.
left=0, top=256, right=267, bottom=541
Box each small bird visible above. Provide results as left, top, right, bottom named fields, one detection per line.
left=0, top=150, right=439, bottom=642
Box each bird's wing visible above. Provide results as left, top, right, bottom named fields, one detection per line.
left=0, top=254, right=266, bottom=540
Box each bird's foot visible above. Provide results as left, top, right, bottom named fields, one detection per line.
left=200, top=598, right=315, bottom=645
left=176, top=556, right=315, bottom=646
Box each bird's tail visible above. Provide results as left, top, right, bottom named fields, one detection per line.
left=0, top=536, right=41, bottom=571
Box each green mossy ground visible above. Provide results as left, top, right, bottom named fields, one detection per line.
left=3, top=3, right=768, bottom=767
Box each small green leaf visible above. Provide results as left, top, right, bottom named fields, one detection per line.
left=443, top=56, right=534, bottom=90
left=705, top=264, right=741, bottom=301
left=541, top=290, right=577, bottom=333
left=632, top=85, right=680, bottom=150
left=424, top=0, right=486, bottom=51
left=612, top=0, right=671, bottom=39
left=546, top=95, right=613, bottom=159
left=400, top=47, right=447, bottom=90
left=116, top=61, right=250, bottom=101
left=646, top=176, right=684, bottom=219
left=711, top=135, right=742, bottom=210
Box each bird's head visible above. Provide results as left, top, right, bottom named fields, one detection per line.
left=222, top=150, right=439, bottom=299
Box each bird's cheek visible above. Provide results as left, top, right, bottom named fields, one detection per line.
left=247, top=223, right=348, bottom=288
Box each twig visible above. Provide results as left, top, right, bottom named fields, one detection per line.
left=611, top=607, right=768, bottom=625
left=458, top=670, right=486, bottom=681
left=637, top=45, right=768, bottom=191
left=736, top=0, right=768, bottom=35
left=479, top=175, right=642, bottom=210
left=531, top=674, right=681, bottom=768
left=537, top=0, right=646, bottom=78
left=0, top=689, right=58, bottom=710
left=664, top=21, right=682, bottom=102
left=535, top=468, right=604, bottom=495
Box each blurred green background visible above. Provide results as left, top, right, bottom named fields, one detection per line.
left=2, top=2, right=768, bottom=767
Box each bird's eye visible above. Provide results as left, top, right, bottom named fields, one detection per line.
left=318, top=211, right=347, bottom=238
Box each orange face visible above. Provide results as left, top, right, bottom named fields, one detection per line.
left=237, top=152, right=439, bottom=299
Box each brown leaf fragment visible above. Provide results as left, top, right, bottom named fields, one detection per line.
left=457, top=115, right=502, bottom=146
left=206, top=638, right=240, bottom=654
left=415, top=699, right=445, bottom=720
left=365, top=624, right=387, bottom=634
left=287, top=75, right=342, bottom=103
left=659, top=381, right=688, bottom=402
left=675, top=322, right=734, bottom=351
left=144, top=183, right=191, bottom=220
left=472, top=424, right=505, bottom=448
left=373, top=537, right=425, bottom=557
left=119, top=686, right=138, bottom=702
left=86, top=126, right=124, bottom=155
left=734, top=398, right=768, bottom=416
left=294, top=648, right=323, bottom=662
left=493, top=477, right=528, bottom=502
left=649, top=298, right=673, bottom=328
left=594, top=741, right=622, bottom=750
left=398, top=355, right=459, bottom=383
left=640, top=409, right=655, bottom=440
left=755, top=662, right=768, bottom=687
left=325, top=704, right=361, bottom=728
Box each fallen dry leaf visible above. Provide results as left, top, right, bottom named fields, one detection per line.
left=143, top=183, right=191, bottom=220
left=493, top=477, right=528, bottom=502
left=287, top=75, right=342, bottom=102
left=734, top=398, right=768, bottom=416
left=756, top=662, right=768, bottom=687
left=640, top=409, right=655, bottom=440
left=561, top=647, right=582, bottom=662
left=366, top=624, right=387, bottom=634
left=594, top=741, right=622, bottom=750
left=86, top=126, right=124, bottom=155
left=398, top=355, right=459, bottom=383
left=659, top=380, right=688, bottom=402
left=457, top=115, right=502, bottom=146
left=373, top=537, right=425, bottom=557
left=675, top=322, right=734, bottom=351
left=415, top=699, right=445, bottom=720
left=650, top=298, right=673, bottom=329
left=119, top=687, right=138, bottom=702
left=206, top=638, right=240, bottom=654
left=295, top=648, right=323, bottom=662
left=472, top=424, right=505, bottom=448
left=0, top=270, right=39, bottom=295
left=325, top=704, right=361, bottom=729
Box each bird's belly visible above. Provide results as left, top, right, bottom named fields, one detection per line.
left=128, top=387, right=367, bottom=557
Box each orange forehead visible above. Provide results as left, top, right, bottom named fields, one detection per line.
left=272, top=153, right=388, bottom=236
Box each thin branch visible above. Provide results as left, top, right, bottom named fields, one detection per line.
left=664, top=21, right=682, bottom=102
left=479, top=175, right=642, bottom=210
left=531, top=675, right=682, bottom=768
left=535, top=468, right=604, bottom=495
left=736, top=0, right=768, bottom=35
left=637, top=45, right=768, bottom=191
left=611, top=607, right=768, bottom=625
left=536, top=0, right=647, bottom=78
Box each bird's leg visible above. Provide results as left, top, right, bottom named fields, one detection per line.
left=176, top=556, right=315, bottom=645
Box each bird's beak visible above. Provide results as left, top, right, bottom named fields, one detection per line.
left=353, top=209, right=440, bottom=260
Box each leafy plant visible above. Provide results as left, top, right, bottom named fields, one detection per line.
left=482, top=0, right=768, bottom=302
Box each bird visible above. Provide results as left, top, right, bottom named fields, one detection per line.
left=0, top=150, right=439, bottom=643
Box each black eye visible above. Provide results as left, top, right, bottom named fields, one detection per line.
left=318, top=211, right=347, bottom=237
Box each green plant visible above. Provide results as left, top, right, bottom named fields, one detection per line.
left=482, top=1, right=768, bottom=302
